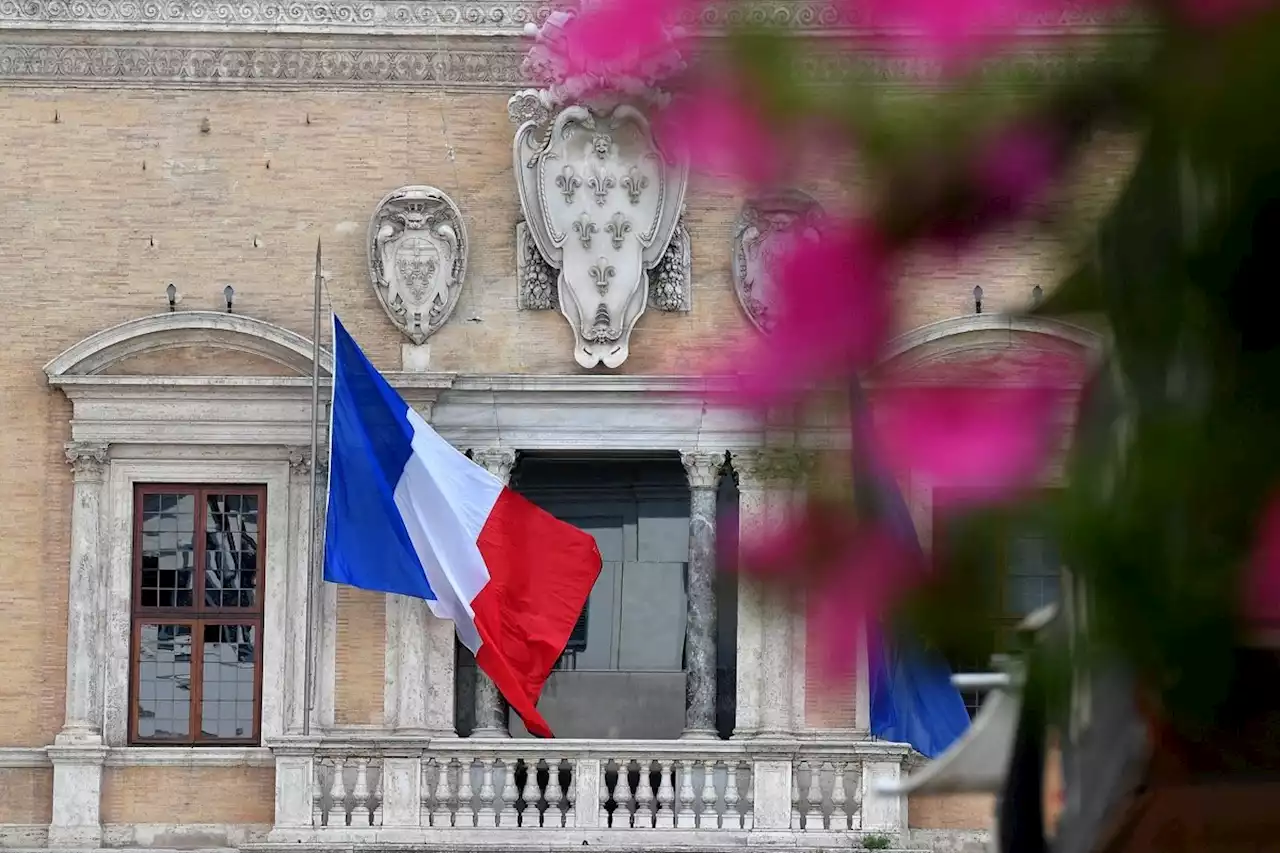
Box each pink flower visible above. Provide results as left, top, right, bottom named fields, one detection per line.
left=870, top=377, right=1075, bottom=498
left=716, top=220, right=894, bottom=409
left=741, top=509, right=924, bottom=681
left=852, top=0, right=1118, bottom=69
left=653, top=82, right=784, bottom=185
left=530, top=0, right=698, bottom=95
left=972, top=122, right=1063, bottom=222
left=1177, top=0, right=1277, bottom=26
left=1245, top=495, right=1280, bottom=624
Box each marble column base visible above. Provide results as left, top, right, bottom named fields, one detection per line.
left=679, top=726, right=718, bottom=740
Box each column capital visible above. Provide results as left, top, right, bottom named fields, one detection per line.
left=733, top=448, right=816, bottom=489
left=472, top=448, right=517, bottom=484
left=680, top=450, right=725, bottom=491
left=286, top=446, right=328, bottom=478
left=64, top=442, right=108, bottom=480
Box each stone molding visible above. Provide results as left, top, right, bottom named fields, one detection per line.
left=0, top=40, right=1140, bottom=89
left=733, top=447, right=817, bottom=488
left=0, top=0, right=1145, bottom=36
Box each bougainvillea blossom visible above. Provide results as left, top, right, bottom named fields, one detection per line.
left=1245, top=494, right=1280, bottom=624
left=653, top=82, right=785, bottom=185
left=720, top=220, right=895, bottom=409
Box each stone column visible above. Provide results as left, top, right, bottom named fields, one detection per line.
left=49, top=442, right=110, bottom=848
left=680, top=450, right=723, bottom=739
left=469, top=448, right=517, bottom=738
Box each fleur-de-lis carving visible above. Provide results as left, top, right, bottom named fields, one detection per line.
left=621, top=166, right=649, bottom=206
left=588, top=170, right=616, bottom=207
left=606, top=212, right=632, bottom=249
left=573, top=213, right=598, bottom=249
left=556, top=165, right=581, bottom=204
left=589, top=257, right=616, bottom=294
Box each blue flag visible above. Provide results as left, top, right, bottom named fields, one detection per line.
left=850, top=379, right=970, bottom=759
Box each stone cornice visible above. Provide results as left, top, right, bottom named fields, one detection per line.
left=0, top=38, right=1135, bottom=89
left=0, top=0, right=1147, bottom=37
left=0, top=0, right=1151, bottom=88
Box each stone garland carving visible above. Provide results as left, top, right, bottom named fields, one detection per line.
left=0, top=0, right=1146, bottom=33
left=733, top=190, right=826, bottom=334
left=369, top=186, right=468, bottom=345
left=650, top=218, right=691, bottom=312
left=516, top=221, right=558, bottom=310
left=512, top=104, right=689, bottom=368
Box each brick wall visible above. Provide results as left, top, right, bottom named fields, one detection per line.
left=100, top=766, right=275, bottom=825
left=0, top=769, right=52, bottom=825
left=334, top=587, right=387, bottom=726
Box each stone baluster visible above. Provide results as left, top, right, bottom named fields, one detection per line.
left=805, top=761, right=824, bottom=829
left=656, top=759, right=676, bottom=827
left=456, top=756, right=475, bottom=827
left=350, top=758, right=371, bottom=826
left=599, top=762, right=613, bottom=827
left=48, top=443, right=111, bottom=848
left=831, top=763, right=849, bottom=830
left=499, top=759, right=519, bottom=827
left=675, top=761, right=696, bottom=828
left=698, top=761, right=718, bottom=828
left=634, top=761, right=654, bottom=827
left=432, top=757, right=454, bottom=827
left=724, top=760, right=742, bottom=829
left=470, top=448, right=517, bottom=737
left=326, top=759, right=348, bottom=827
left=477, top=758, right=497, bottom=826
left=679, top=451, right=723, bottom=739
left=544, top=757, right=563, bottom=827
left=563, top=760, right=578, bottom=827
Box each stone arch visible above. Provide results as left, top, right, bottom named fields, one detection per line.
left=43, top=310, right=332, bottom=378
left=875, top=314, right=1104, bottom=385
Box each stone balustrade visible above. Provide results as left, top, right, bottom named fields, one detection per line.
left=266, top=737, right=909, bottom=847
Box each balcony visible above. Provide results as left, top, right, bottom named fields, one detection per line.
left=260, top=736, right=911, bottom=849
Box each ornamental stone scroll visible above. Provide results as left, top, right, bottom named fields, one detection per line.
left=368, top=185, right=469, bottom=345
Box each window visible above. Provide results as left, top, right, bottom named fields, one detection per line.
left=130, top=485, right=265, bottom=745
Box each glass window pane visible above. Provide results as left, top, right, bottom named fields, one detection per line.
left=138, top=493, right=196, bottom=608
left=135, top=623, right=192, bottom=739
left=200, top=624, right=257, bottom=740
left=205, top=493, right=260, bottom=608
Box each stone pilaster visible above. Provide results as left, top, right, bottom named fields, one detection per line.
left=734, top=448, right=809, bottom=740
left=469, top=448, right=517, bottom=738
left=49, top=442, right=109, bottom=848
left=286, top=448, right=323, bottom=735
left=680, top=450, right=723, bottom=739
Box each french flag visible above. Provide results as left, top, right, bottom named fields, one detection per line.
left=323, top=316, right=602, bottom=738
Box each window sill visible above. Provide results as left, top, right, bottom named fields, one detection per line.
left=105, top=746, right=274, bottom=767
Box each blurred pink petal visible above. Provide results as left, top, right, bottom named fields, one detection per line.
left=653, top=82, right=783, bottom=184
left=743, top=515, right=924, bottom=681
left=851, top=0, right=1120, bottom=68
left=871, top=381, right=1071, bottom=496
left=716, top=220, right=894, bottom=409
left=1246, top=496, right=1280, bottom=624
left=1178, top=0, right=1277, bottom=26
left=973, top=122, right=1063, bottom=220
left=530, top=0, right=698, bottom=96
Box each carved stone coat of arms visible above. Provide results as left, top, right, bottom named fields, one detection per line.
left=368, top=186, right=469, bottom=345
left=514, top=104, right=689, bottom=368
left=733, top=191, right=826, bottom=334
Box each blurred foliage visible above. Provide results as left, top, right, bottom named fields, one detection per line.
left=718, top=1, right=1280, bottom=729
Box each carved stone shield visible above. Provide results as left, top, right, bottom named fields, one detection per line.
left=732, top=190, right=826, bottom=334
left=514, top=104, right=688, bottom=368
left=368, top=186, right=468, bottom=345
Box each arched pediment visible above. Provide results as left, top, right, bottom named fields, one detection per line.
left=875, top=314, right=1104, bottom=385
left=44, top=311, right=332, bottom=379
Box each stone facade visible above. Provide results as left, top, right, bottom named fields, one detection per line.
left=0, top=4, right=1130, bottom=852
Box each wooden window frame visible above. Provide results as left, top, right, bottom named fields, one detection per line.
left=128, top=483, right=267, bottom=746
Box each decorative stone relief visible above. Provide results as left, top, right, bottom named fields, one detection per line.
left=368, top=186, right=469, bottom=345
left=733, top=190, right=826, bottom=334
left=512, top=105, right=688, bottom=368
left=510, top=5, right=690, bottom=368
left=471, top=448, right=517, bottom=484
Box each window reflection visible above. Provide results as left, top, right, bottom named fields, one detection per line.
left=135, top=624, right=193, bottom=739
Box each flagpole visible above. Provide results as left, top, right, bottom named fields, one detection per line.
left=303, top=237, right=323, bottom=736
